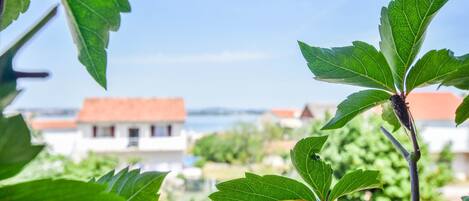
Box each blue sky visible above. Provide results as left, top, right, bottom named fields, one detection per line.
left=1, top=0, right=469, bottom=109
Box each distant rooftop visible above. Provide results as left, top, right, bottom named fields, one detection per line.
left=408, top=92, right=462, bottom=121
left=270, top=108, right=300, bottom=118
left=77, top=97, right=186, bottom=123
left=31, top=120, right=77, bottom=130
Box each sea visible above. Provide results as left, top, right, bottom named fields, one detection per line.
left=184, top=114, right=260, bottom=133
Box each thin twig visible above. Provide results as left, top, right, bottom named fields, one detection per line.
left=380, top=126, right=409, bottom=158
left=15, top=71, right=49, bottom=79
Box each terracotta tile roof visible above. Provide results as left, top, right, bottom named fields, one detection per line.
left=407, top=92, right=462, bottom=121
left=31, top=120, right=77, bottom=130
left=270, top=108, right=299, bottom=118
left=77, top=98, right=186, bottom=123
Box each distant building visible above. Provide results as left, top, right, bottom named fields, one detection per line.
left=31, top=97, right=187, bottom=172
left=300, top=103, right=336, bottom=121
left=260, top=108, right=302, bottom=128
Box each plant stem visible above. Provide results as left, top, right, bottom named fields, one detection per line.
left=408, top=154, right=419, bottom=201
left=380, top=126, right=420, bottom=201
left=380, top=127, right=409, bottom=158
left=408, top=123, right=420, bottom=201
left=14, top=71, right=49, bottom=79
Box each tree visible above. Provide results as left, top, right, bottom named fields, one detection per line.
left=192, top=123, right=265, bottom=164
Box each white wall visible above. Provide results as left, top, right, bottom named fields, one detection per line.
left=420, top=124, right=469, bottom=180
left=420, top=126, right=469, bottom=153
left=78, top=122, right=184, bottom=138
left=41, top=129, right=83, bottom=161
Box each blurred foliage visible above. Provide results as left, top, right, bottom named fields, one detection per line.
left=9, top=150, right=119, bottom=182
left=193, top=123, right=264, bottom=164
left=192, top=122, right=308, bottom=165
left=309, top=115, right=453, bottom=201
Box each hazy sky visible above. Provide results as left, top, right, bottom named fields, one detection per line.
left=1, top=0, right=469, bottom=109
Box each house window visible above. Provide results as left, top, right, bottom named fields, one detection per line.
left=128, top=128, right=139, bottom=147
left=93, top=125, right=115, bottom=138
left=151, top=125, right=172, bottom=137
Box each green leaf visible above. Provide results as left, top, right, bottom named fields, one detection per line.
left=441, top=54, right=469, bottom=90
left=93, top=167, right=168, bottom=201
left=298, top=41, right=395, bottom=92
left=0, top=0, right=31, bottom=31
left=379, top=0, right=448, bottom=90
left=323, top=90, right=391, bottom=130
left=290, top=135, right=331, bottom=201
left=462, top=196, right=469, bottom=201
left=328, top=170, right=381, bottom=201
left=0, top=6, right=57, bottom=83
left=61, top=0, right=131, bottom=89
left=0, top=82, right=19, bottom=111
left=0, top=179, right=125, bottom=201
left=0, top=115, right=44, bottom=180
left=381, top=102, right=401, bottom=132
left=405, top=49, right=462, bottom=93
left=209, top=172, right=316, bottom=201
left=455, top=95, right=469, bottom=126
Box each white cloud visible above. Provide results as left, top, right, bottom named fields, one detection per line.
left=111, top=51, right=271, bottom=65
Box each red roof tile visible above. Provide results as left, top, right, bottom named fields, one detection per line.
left=407, top=92, right=462, bottom=121
left=31, top=120, right=77, bottom=130
left=270, top=108, right=299, bottom=118
left=77, top=98, right=186, bottom=123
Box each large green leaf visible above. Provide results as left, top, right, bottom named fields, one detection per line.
left=209, top=172, right=316, bottom=201
left=379, top=0, right=448, bottom=90
left=405, top=49, right=462, bottom=93
left=462, top=196, right=469, bottom=201
left=328, top=170, right=381, bottom=201
left=323, top=90, right=391, bottom=130
left=442, top=54, right=469, bottom=90
left=455, top=95, right=469, bottom=126
left=290, top=135, right=330, bottom=201
left=61, top=0, right=131, bottom=89
left=0, top=115, right=44, bottom=180
left=299, top=41, right=395, bottom=92
left=381, top=102, right=401, bottom=132
left=93, top=167, right=167, bottom=201
left=0, top=179, right=124, bottom=201
left=0, top=0, right=30, bottom=31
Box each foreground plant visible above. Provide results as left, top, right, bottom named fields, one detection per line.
left=316, top=116, right=453, bottom=200
left=210, top=135, right=381, bottom=201
left=0, top=2, right=167, bottom=201
left=298, top=0, right=468, bottom=200
left=1, top=0, right=130, bottom=88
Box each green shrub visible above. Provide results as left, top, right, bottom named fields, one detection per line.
left=310, top=115, right=453, bottom=201
left=193, top=123, right=264, bottom=164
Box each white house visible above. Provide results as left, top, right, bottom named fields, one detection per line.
left=31, top=97, right=188, bottom=172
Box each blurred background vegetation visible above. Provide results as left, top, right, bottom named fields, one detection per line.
left=190, top=115, right=454, bottom=201
left=5, top=114, right=454, bottom=201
